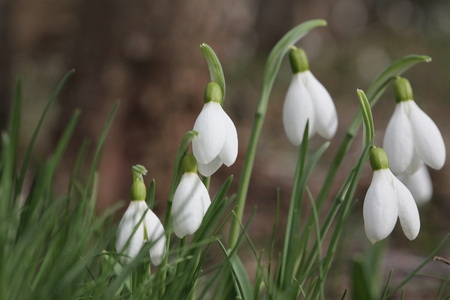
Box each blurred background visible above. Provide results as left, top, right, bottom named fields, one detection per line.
left=1, top=0, right=449, bottom=297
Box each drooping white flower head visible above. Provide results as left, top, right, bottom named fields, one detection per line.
left=283, top=47, right=338, bottom=146
left=383, top=77, right=446, bottom=175
left=363, top=147, right=420, bottom=244
left=116, top=167, right=166, bottom=265
left=172, top=154, right=211, bottom=238
left=397, top=164, right=433, bottom=205
left=192, top=81, right=238, bottom=177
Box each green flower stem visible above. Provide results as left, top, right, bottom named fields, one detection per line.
left=228, top=19, right=327, bottom=249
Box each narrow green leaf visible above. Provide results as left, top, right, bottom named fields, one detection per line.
left=200, top=43, right=226, bottom=104
left=16, top=110, right=80, bottom=238
left=283, top=141, right=330, bottom=291
left=380, top=269, right=393, bottom=299
left=217, top=241, right=254, bottom=300
left=279, top=122, right=309, bottom=287
left=15, top=70, right=75, bottom=199
left=85, top=101, right=119, bottom=198
left=146, top=178, right=156, bottom=209
left=357, top=89, right=374, bottom=147
left=366, top=55, right=431, bottom=103
left=352, top=256, right=374, bottom=300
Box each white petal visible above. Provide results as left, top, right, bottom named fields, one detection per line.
left=219, top=110, right=238, bottom=167
left=398, top=165, right=432, bottom=205
left=405, top=152, right=423, bottom=175
left=383, top=102, right=415, bottom=175
left=172, top=173, right=209, bottom=238
left=197, top=156, right=223, bottom=177
left=303, top=71, right=338, bottom=139
left=408, top=101, right=446, bottom=170
left=116, top=201, right=146, bottom=261
left=283, top=73, right=315, bottom=145
left=391, top=171, right=420, bottom=240
left=192, top=102, right=225, bottom=164
left=363, top=169, right=398, bottom=244
left=199, top=181, right=212, bottom=215
left=144, top=209, right=166, bottom=266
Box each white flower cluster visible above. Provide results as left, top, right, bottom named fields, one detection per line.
left=363, top=77, right=445, bottom=243
left=116, top=82, right=240, bottom=264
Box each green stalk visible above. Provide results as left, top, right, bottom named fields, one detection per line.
left=228, top=19, right=327, bottom=248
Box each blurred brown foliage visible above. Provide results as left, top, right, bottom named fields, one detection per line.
left=1, top=0, right=449, bottom=297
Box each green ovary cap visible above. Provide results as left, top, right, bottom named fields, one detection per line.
left=182, top=153, right=198, bottom=173
left=289, top=47, right=309, bottom=74
left=369, top=147, right=389, bottom=171
left=204, top=81, right=222, bottom=104
left=394, top=77, right=414, bottom=103
left=131, top=180, right=146, bottom=201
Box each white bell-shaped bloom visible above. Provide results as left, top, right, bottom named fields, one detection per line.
left=116, top=200, right=166, bottom=265
left=363, top=148, right=420, bottom=244
left=283, top=48, right=338, bottom=146
left=192, top=82, right=238, bottom=177
left=172, top=172, right=211, bottom=238
left=383, top=78, right=445, bottom=175
left=398, top=165, right=433, bottom=205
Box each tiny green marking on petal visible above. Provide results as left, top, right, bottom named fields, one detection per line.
left=370, top=147, right=389, bottom=171
left=394, top=77, right=414, bottom=103
left=289, top=47, right=309, bottom=73
left=204, top=81, right=222, bottom=104
left=182, top=153, right=198, bottom=173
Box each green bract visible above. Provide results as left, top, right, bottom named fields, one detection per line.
left=130, top=179, right=146, bottom=201
left=370, top=147, right=389, bottom=171
left=394, top=77, right=414, bottom=103
left=181, top=153, right=198, bottom=174
left=203, top=81, right=222, bottom=104
left=289, top=47, right=309, bottom=73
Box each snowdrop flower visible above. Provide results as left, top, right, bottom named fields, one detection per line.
left=116, top=166, right=166, bottom=265
left=192, top=81, right=238, bottom=177
left=398, top=164, right=433, bottom=205
left=383, top=77, right=445, bottom=175
left=363, top=147, right=420, bottom=244
left=283, top=47, right=338, bottom=146
left=172, top=154, right=211, bottom=238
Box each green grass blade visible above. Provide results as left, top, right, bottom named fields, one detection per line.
left=146, top=178, right=156, bottom=209
left=281, top=141, right=330, bottom=292
left=16, top=110, right=80, bottom=238
left=218, top=240, right=254, bottom=300
left=200, top=43, right=226, bottom=104
left=365, top=55, right=431, bottom=103
left=15, top=70, right=75, bottom=200
left=278, top=122, right=309, bottom=287
left=85, top=101, right=119, bottom=198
